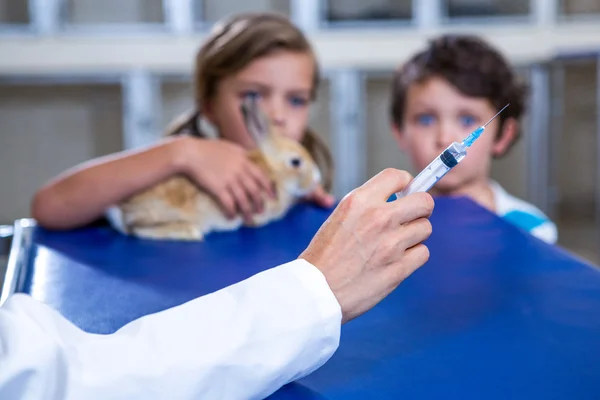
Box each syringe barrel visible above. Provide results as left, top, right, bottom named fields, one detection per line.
left=396, top=142, right=466, bottom=198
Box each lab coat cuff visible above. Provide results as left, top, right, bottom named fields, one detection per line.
left=285, top=258, right=342, bottom=350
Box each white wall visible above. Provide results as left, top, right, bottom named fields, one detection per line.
left=0, top=84, right=123, bottom=224
left=557, top=60, right=597, bottom=215
left=561, top=0, right=600, bottom=15
left=445, top=0, right=528, bottom=15
left=161, top=80, right=194, bottom=134
left=0, top=0, right=28, bottom=23
left=203, top=0, right=290, bottom=22
left=66, top=0, right=163, bottom=24
left=309, top=79, right=332, bottom=147
left=65, top=0, right=291, bottom=25
left=327, top=0, right=411, bottom=19
left=365, top=77, right=412, bottom=180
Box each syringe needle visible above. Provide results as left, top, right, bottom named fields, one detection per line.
left=483, top=103, right=510, bottom=127
left=462, top=103, right=510, bottom=147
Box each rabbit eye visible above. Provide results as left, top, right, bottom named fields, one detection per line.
left=290, top=157, right=302, bottom=168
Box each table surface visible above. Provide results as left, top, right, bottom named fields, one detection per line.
left=12, top=197, right=600, bottom=399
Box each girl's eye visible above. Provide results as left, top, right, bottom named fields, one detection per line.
left=289, top=96, right=308, bottom=107
left=460, top=115, right=477, bottom=127
left=416, top=114, right=435, bottom=126
left=241, top=91, right=261, bottom=101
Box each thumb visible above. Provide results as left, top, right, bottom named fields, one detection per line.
left=360, top=169, right=414, bottom=201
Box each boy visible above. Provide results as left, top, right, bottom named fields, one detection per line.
left=389, top=34, right=557, bottom=244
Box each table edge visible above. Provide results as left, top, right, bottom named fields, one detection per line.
left=0, top=218, right=35, bottom=306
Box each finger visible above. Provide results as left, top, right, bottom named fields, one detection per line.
left=392, top=192, right=435, bottom=224
left=215, top=189, right=237, bottom=219
left=228, top=183, right=253, bottom=220
left=304, top=185, right=335, bottom=208
left=246, top=163, right=276, bottom=199
left=396, top=217, right=433, bottom=250
left=396, top=243, right=430, bottom=280
left=360, top=168, right=414, bottom=201
left=239, top=174, right=265, bottom=214
left=382, top=244, right=430, bottom=293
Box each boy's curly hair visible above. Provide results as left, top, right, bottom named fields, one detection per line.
left=390, top=34, right=527, bottom=146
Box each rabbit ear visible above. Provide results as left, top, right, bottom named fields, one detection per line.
left=240, top=97, right=270, bottom=147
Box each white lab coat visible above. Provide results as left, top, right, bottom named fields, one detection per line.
left=0, top=259, right=342, bottom=400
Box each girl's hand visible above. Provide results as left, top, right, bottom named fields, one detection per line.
left=303, top=184, right=336, bottom=209
left=173, top=136, right=275, bottom=220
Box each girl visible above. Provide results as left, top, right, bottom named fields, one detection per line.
left=32, top=13, right=335, bottom=229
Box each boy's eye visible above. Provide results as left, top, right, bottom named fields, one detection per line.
left=289, top=96, right=308, bottom=107
left=416, top=114, right=435, bottom=126
left=459, top=115, right=477, bottom=127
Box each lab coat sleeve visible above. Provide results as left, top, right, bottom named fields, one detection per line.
left=0, top=258, right=342, bottom=400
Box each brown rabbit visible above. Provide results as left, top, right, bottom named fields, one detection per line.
left=105, top=98, right=322, bottom=241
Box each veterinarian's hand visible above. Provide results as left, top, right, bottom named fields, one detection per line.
left=173, top=136, right=275, bottom=220
left=303, top=184, right=335, bottom=209
left=299, top=169, right=434, bottom=324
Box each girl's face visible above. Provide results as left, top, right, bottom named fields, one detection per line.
left=204, top=50, right=315, bottom=149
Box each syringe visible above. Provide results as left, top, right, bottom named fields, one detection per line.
left=396, top=104, right=510, bottom=199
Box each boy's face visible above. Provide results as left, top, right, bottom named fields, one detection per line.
left=393, top=76, right=514, bottom=194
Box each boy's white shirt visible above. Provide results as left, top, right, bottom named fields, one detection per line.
left=0, top=259, right=342, bottom=400
left=489, top=180, right=558, bottom=244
